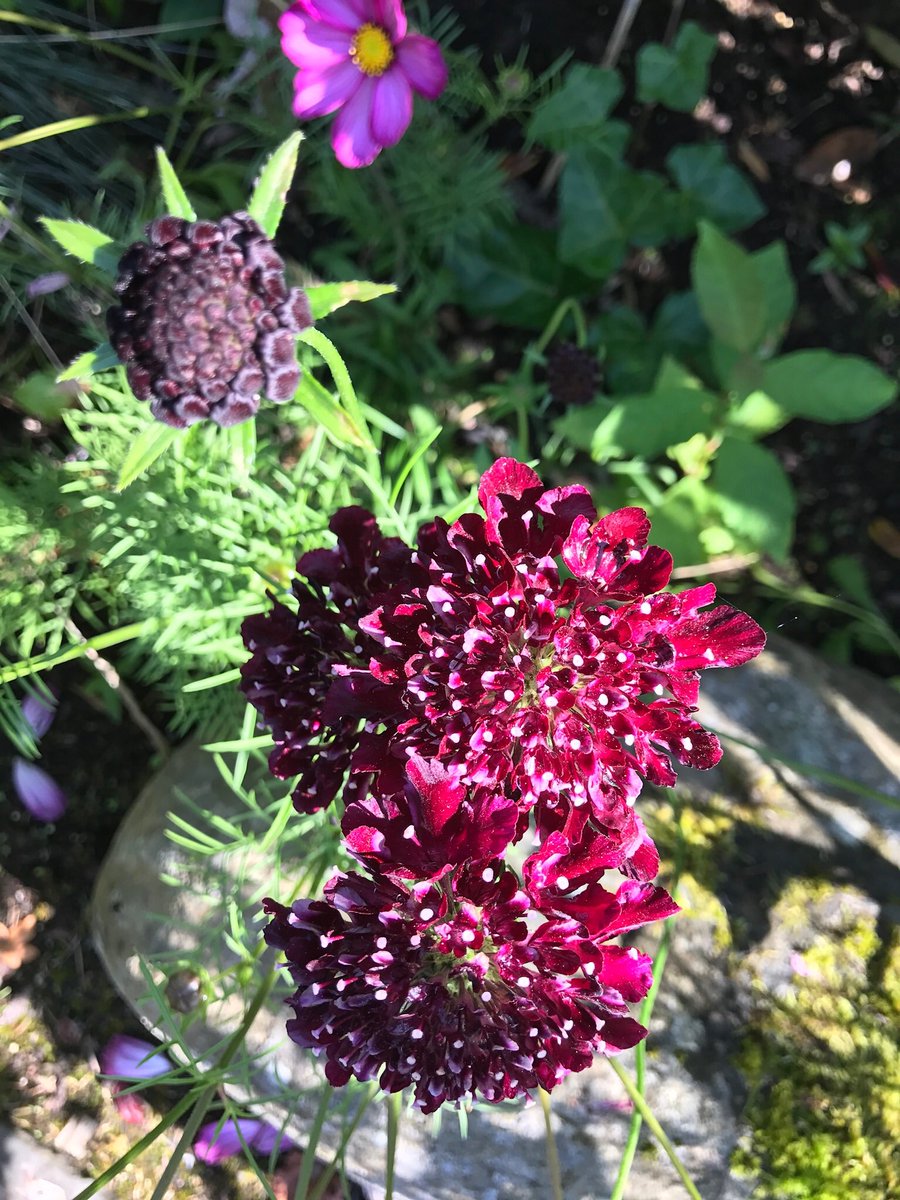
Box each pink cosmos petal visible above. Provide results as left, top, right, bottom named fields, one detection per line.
left=395, top=33, right=448, bottom=99
left=331, top=77, right=383, bottom=168
left=302, top=0, right=368, bottom=33
left=99, top=1034, right=172, bottom=1080
left=280, top=9, right=354, bottom=69
left=370, top=67, right=413, bottom=148
left=12, top=758, right=66, bottom=822
left=292, top=58, right=363, bottom=118
left=371, top=0, right=406, bottom=39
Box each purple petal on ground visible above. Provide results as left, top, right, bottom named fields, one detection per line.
left=193, top=1117, right=294, bottom=1164
left=395, top=33, right=447, bottom=99
left=26, top=272, right=69, bottom=299
left=22, top=690, right=57, bottom=740
left=12, top=758, right=67, bottom=822
left=99, top=1034, right=172, bottom=1080
left=370, top=67, right=413, bottom=147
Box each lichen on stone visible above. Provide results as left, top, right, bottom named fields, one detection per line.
left=733, top=878, right=900, bottom=1200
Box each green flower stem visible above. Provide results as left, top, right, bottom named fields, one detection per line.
left=607, top=1057, right=703, bottom=1200
left=538, top=1087, right=565, bottom=1200
left=534, top=297, right=588, bottom=356
left=0, top=11, right=176, bottom=80
left=0, top=107, right=168, bottom=153
left=610, top=920, right=674, bottom=1200
left=292, top=1084, right=333, bottom=1200
left=385, top=1090, right=402, bottom=1200
left=307, top=1084, right=380, bottom=1200
left=299, top=327, right=375, bottom=453
left=0, top=620, right=157, bottom=684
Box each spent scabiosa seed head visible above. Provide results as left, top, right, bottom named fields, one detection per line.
left=264, top=862, right=676, bottom=1112
left=107, top=212, right=312, bottom=428
left=546, top=343, right=601, bottom=408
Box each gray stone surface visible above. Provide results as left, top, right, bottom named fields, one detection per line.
left=91, top=634, right=900, bottom=1200
left=0, top=1121, right=111, bottom=1200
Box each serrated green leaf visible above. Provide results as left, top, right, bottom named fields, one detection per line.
left=692, top=222, right=766, bottom=352
left=294, top=373, right=366, bottom=448
left=527, top=65, right=624, bottom=150
left=592, top=387, right=718, bottom=462
left=306, top=280, right=397, bottom=320
left=57, top=342, right=120, bottom=382
left=636, top=22, right=717, bottom=111
left=247, top=132, right=303, bottom=238
left=667, top=144, right=764, bottom=233
left=116, top=424, right=182, bottom=491
left=762, top=350, right=897, bottom=423
left=155, top=146, right=197, bottom=220
left=709, top=435, right=795, bottom=559
left=40, top=218, right=119, bottom=274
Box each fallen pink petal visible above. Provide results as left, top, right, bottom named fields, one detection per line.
left=11, top=757, right=67, bottom=822
left=26, top=271, right=70, bottom=299
left=280, top=0, right=447, bottom=167
left=21, top=689, right=57, bottom=741
left=193, top=1117, right=296, bottom=1164
left=99, top=1034, right=172, bottom=1081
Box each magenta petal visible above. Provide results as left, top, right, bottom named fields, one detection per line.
left=331, top=77, right=382, bottom=167
left=100, top=1034, right=172, bottom=1080
left=371, top=0, right=406, bottom=39
left=395, top=33, right=448, bottom=99
left=194, top=1118, right=294, bottom=1164
left=301, top=0, right=368, bottom=33
left=292, top=58, right=362, bottom=118
left=370, top=67, right=413, bottom=147
left=478, top=457, right=542, bottom=511
left=280, top=9, right=353, bottom=68
left=672, top=604, right=767, bottom=670
left=22, top=690, right=57, bottom=740
left=250, top=1122, right=297, bottom=1156
left=12, top=758, right=66, bottom=822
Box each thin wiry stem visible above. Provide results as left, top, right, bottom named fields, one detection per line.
left=539, top=1087, right=565, bottom=1200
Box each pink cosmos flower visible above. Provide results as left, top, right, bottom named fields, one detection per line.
left=279, top=0, right=448, bottom=168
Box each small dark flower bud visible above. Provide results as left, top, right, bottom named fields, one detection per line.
left=546, top=342, right=601, bottom=408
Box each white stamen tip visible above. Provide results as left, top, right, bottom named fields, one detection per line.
left=420, top=908, right=434, bottom=921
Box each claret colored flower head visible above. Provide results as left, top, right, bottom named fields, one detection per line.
left=242, top=458, right=765, bottom=876
left=280, top=0, right=448, bottom=168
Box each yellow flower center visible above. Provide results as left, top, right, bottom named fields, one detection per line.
left=350, top=23, right=394, bottom=76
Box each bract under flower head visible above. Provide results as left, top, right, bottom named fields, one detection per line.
left=280, top=0, right=448, bottom=168
left=264, top=863, right=676, bottom=1112
left=242, top=458, right=765, bottom=874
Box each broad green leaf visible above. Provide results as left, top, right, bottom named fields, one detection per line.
left=247, top=132, right=303, bottom=238
left=307, top=280, right=397, bottom=320
left=527, top=65, right=624, bottom=150
left=762, top=350, right=897, bottom=423
left=751, top=240, right=796, bottom=340
left=652, top=291, right=708, bottom=357
left=116, top=424, right=182, bottom=491
left=57, top=341, right=120, bottom=382
left=12, top=370, right=75, bottom=422
left=864, top=24, right=900, bottom=69
left=553, top=398, right=615, bottom=453
left=155, top=146, right=197, bottom=220
left=294, top=372, right=366, bottom=448
left=447, top=222, right=585, bottom=328
left=591, top=387, right=718, bottom=462
left=667, top=144, right=764, bottom=233
left=692, top=222, right=766, bottom=352
left=727, top=389, right=790, bottom=437
left=40, top=218, right=119, bottom=275
left=653, top=355, right=704, bottom=391
left=709, top=435, right=795, bottom=559
left=595, top=307, right=660, bottom=393
left=648, top=476, right=715, bottom=565
left=636, top=22, right=717, bottom=111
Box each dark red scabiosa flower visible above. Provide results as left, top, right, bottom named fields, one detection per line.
left=242, top=458, right=765, bottom=873
left=264, top=861, right=677, bottom=1113
left=107, top=212, right=313, bottom=428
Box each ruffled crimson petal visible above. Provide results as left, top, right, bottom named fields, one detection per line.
left=279, top=8, right=353, bottom=68
left=599, top=945, right=654, bottom=1002
left=331, top=77, right=382, bottom=167
left=395, top=33, right=448, bottom=99
left=671, top=603, right=767, bottom=670
left=478, top=457, right=542, bottom=522
left=291, top=58, right=363, bottom=118
left=12, top=758, right=67, bottom=822
left=370, top=67, right=413, bottom=148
